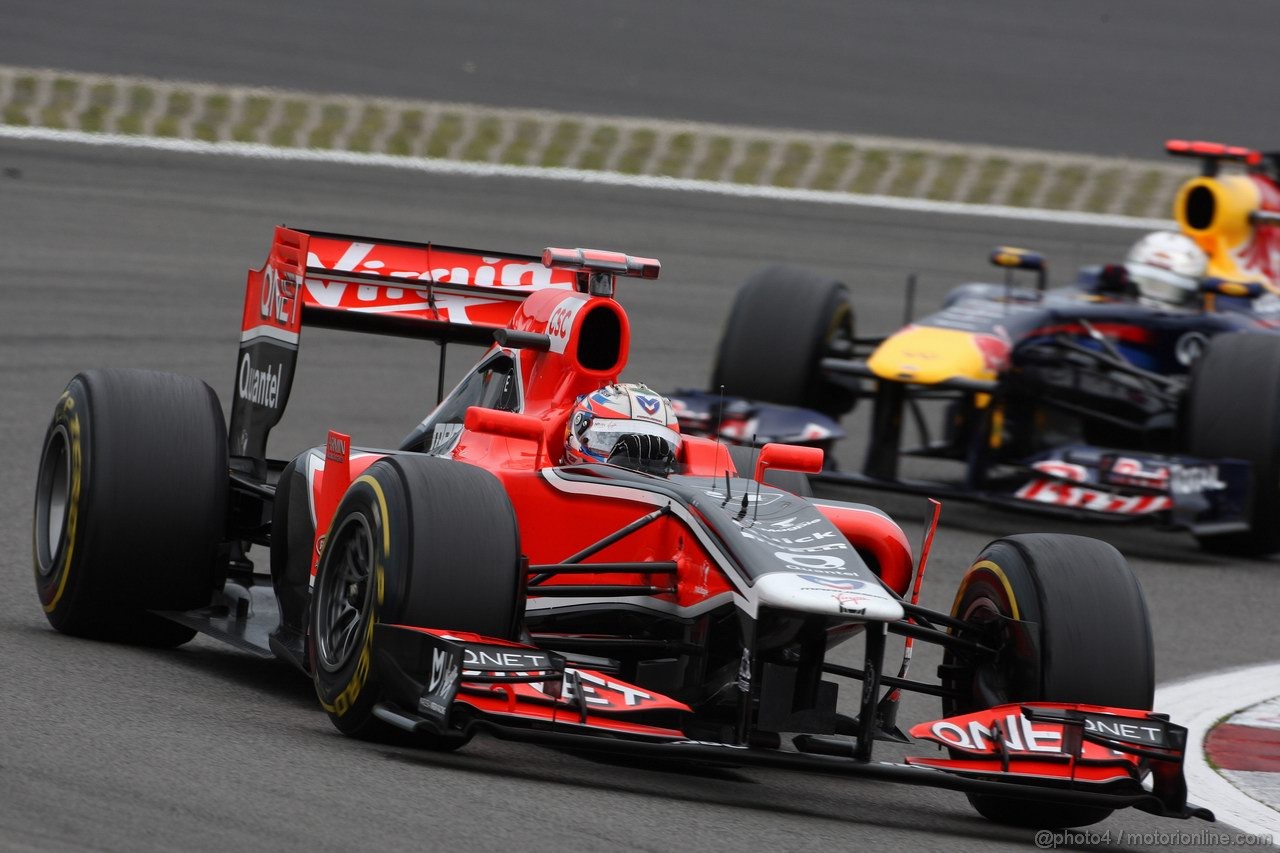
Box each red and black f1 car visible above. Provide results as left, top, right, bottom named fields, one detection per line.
left=34, top=227, right=1212, bottom=829
left=679, top=140, right=1280, bottom=554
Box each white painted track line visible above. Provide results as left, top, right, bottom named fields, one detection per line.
left=1156, top=662, right=1280, bottom=840
left=0, top=125, right=1174, bottom=231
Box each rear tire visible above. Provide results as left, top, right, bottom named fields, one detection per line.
left=1186, top=333, right=1280, bottom=555
left=711, top=266, right=856, bottom=418
left=310, top=455, right=523, bottom=746
left=944, top=534, right=1154, bottom=829
left=33, top=369, right=228, bottom=647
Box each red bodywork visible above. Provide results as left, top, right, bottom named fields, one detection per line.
left=231, top=229, right=1198, bottom=817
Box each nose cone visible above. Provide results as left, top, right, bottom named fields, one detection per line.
left=754, top=572, right=904, bottom=621
left=866, top=325, right=1008, bottom=384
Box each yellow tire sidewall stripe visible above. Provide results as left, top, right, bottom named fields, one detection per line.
left=319, top=472, right=389, bottom=715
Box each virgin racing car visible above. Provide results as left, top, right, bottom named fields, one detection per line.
left=685, top=140, right=1280, bottom=555
left=34, top=228, right=1211, bottom=829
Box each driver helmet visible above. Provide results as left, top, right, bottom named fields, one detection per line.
left=1125, top=231, right=1207, bottom=306
left=564, top=383, right=681, bottom=474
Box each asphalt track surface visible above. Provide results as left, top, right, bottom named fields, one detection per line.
left=3, top=138, right=1278, bottom=852
left=4, top=0, right=1278, bottom=159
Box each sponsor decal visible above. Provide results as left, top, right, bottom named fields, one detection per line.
left=237, top=352, right=283, bottom=409
left=418, top=647, right=460, bottom=718
left=764, top=517, right=823, bottom=533
left=705, top=488, right=784, bottom=507
left=636, top=395, right=662, bottom=416
left=428, top=423, right=464, bottom=456
left=797, top=574, right=864, bottom=590
left=462, top=647, right=554, bottom=672
left=260, top=264, right=299, bottom=326
left=1015, top=479, right=1172, bottom=514
left=774, top=552, right=848, bottom=571
left=929, top=712, right=1062, bottom=754
left=325, top=432, right=349, bottom=464
left=1167, top=463, right=1226, bottom=495
left=526, top=668, right=653, bottom=708
left=546, top=297, right=587, bottom=355
left=834, top=592, right=867, bottom=615
left=919, top=708, right=1169, bottom=756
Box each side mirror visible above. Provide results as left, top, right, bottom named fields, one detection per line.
left=463, top=407, right=545, bottom=466
left=990, top=246, right=1047, bottom=292
left=1198, top=278, right=1266, bottom=299
left=753, top=443, right=824, bottom=482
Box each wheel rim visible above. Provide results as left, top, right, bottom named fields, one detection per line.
left=315, top=513, right=375, bottom=673
left=35, top=425, right=71, bottom=577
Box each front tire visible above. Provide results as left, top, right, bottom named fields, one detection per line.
left=1186, top=333, right=1280, bottom=555
left=309, top=454, right=523, bottom=745
left=33, top=369, right=228, bottom=647
left=711, top=266, right=857, bottom=418
left=944, top=534, right=1154, bottom=829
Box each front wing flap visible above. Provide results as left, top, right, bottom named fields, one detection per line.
left=907, top=702, right=1208, bottom=819
left=373, top=625, right=691, bottom=741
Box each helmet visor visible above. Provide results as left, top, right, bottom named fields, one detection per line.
left=1126, top=262, right=1198, bottom=305
left=577, top=418, right=681, bottom=462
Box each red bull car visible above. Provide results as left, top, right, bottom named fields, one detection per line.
left=33, top=227, right=1211, bottom=829
left=679, top=140, right=1280, bottom=555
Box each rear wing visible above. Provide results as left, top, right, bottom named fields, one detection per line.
left=228, top=226, right=656, bottom=466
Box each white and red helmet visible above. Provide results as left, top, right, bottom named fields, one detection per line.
left=1125, top=231, right=1208, bottom=305
left=564, top=383, right=681, bottom=473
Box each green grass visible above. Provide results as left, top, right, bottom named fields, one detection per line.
left=577, top=126, right=619, bottom=171
left=153, top=90, right=194, bottom=138
left=1043, top=165, right=1087, bottom=209
left=730, top=139, right=772, bottom=184
left=347, top=105, right=388, bottom=152
left=616, top=128, right=658, bottom=174
left=1083, top=168, right=1122, bottom=213
left=39, top=78, right=80, bottom=128
left=499, top=119, right=541, bottom=164
left=693, top=136, right=733, bottom=181
left=1123, top=169, right=1166, bottom=217
left=771, top=142, right=814, bottom=188
left=461, top=116, right=502, bottom=160
left=887, top=151, right=927, bottom=196
left=229, top=95, right=272, bottom=142
left=385, top=109, right=425, bottom=156
left=925, top=154, right=969, bottom=200
left=539, top=120, right=581, bottom=167
left=811, top=142, right=854, bottom=191
left=116, top=85, right=156, bottom=134
left=79, top=83, right=117, bottom=132
left=655, top=132, right=694, bottom=176
left=426, top=112, right=465, bottom=158
left=849, top=149, right=890, bottom=193
left=1007, top=162, right=1047, bottom=207
left=964, top=157, right=1011, bottom=204
left=266, top=99, right=310, bottom=147
left=308, top=102, right=350, bottom=149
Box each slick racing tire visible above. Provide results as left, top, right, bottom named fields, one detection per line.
left=310, top=454, right=522, bottom=746
left=943, top=534, right=1154, bottom=829
left=1186, top=333, right=1280, bottom=555
left=726, top=443, right=813, bottom=497
left=711, top=266, right=856, bottom=418
left=33, top=369, right=228, bottom=647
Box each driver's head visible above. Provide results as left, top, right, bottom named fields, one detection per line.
left=564, top=383, right=681, bottom=475
left=1125, top=231, right=1207, bottom=306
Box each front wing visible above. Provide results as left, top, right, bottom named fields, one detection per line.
left=373, top=625, right=1212, bottom=822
